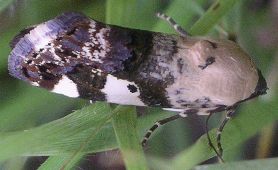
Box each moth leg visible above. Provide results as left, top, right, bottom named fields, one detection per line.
left=216, top=109, right=236, bottom=159
left=205, top=112, right=224, bottom=163
left=141, top=114, right=181, bottom=146
left=156, top=12, right=190, bottom=37
left=141, top=109, right=198, bottom=146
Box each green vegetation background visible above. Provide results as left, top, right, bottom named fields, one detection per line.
left=0, top=0, right=277, bottom=169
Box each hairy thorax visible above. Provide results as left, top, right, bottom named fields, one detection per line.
left=164, top=36, right=259, bottom=108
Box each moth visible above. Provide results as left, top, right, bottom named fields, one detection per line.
left=8, top=12, right=267, bottom=161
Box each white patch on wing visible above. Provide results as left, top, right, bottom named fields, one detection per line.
left=101, top=74, right=145, bottom=106
left=83, top=25, right=110, bottom=63
left=31, top=82, right=39, bottom=87
left=52, top=76, right=79, bottom=97
left=27, top=22, right=57, bottom=51
left=162, top=108, right=184, bottom=112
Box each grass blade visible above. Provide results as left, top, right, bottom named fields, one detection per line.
left=38, top=154, right=83, bottom=170
left=152, top=0, right=206, bottom=34
left=0, top=86, right=76, bottom=131
left=190, top=0, right=240, bottom=35
left=112, top=106, right=149, bottom=170
left=0, top=102, right=115, bottom=161
left=0, top=103, right=175, bottom=163
left=196, top=157, right=278, bottom=170
left=0, top=0, right=14, bottom=12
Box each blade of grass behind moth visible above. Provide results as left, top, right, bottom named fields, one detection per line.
left=105, top=0, right=162, bottom=30
left=0, top=0, right=14, bottom=12
left=190, top=0, right=240, bottom=35
left=0, top=86, right=77, bottom=131
left=152, top=0, right=206, bottom=34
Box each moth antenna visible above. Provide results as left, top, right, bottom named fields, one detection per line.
left=156, top=12, right=190, bottom=37
left=216, top=109, right=236, bottom=159
left=205, top=112, right=224, bottom=163
left=142, top=109, right=198, bottom=146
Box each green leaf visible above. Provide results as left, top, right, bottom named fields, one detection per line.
left=0, top=157, right=28, bottom=170
left=196, top=157, right=278, bottom=170
left=0, top=103, right=175, bottom=162
left=112, top=106, right=149, bottom=170
left=0, top=0, right=14, bottom=12
left=105, top=0, right=162, bottom=30
left=38, top=154, right=83, bottom=170
left=152, top=0, right=206, bottom=34
left=190, top=0, right=240, bottom=35
left=0, top=102, right=115, bottom=161
left=0, top=85, right=77, bottom=131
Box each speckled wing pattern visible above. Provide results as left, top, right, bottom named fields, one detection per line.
left=8, top=12, right=178, bottom=108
